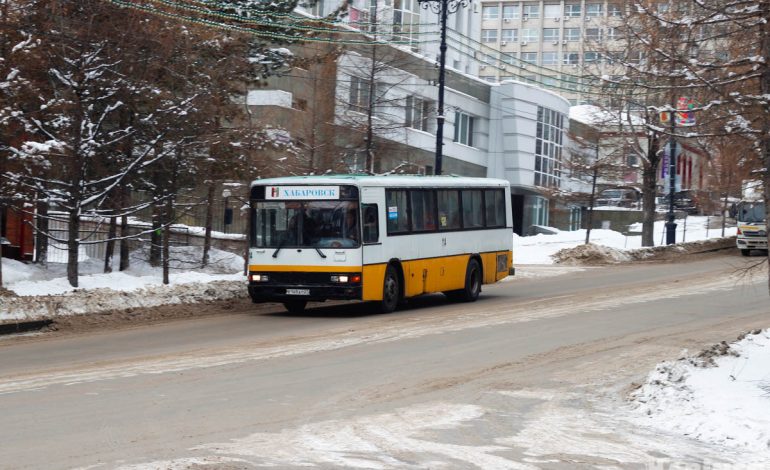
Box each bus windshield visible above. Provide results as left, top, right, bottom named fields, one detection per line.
left=253, top=200, right=360, bottom=248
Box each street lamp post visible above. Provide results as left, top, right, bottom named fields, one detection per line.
left=418, top=0, right=469, bottom=176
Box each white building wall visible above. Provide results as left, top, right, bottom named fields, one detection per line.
left=487, top=81, right=570, bottom=189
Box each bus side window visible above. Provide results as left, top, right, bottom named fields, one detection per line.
left=362, top=204, right=379, bottom=243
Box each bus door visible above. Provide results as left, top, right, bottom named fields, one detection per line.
left=360, top=187, right=386, bottom=300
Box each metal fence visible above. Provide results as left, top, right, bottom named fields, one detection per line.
left=45, top=218, right=193, bottom=264
left=47, top=218, right=108, bottom=264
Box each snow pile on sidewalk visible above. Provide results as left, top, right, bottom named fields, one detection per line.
left=552, top=243, right=633, bottom=265
left=514, top=216, right=735, bottom=265
left=629, top=330, right=770, bottom=453
left=0, top=247, right=246, bottom=322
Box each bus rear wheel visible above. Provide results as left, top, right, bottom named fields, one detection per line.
left=283, top=300, right=307, bottom=314
left=447, top=258, right=481, bottom=302
left=380, top=265, right=400, bottom=313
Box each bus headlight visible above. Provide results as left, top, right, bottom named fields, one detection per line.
left=331, top=274, right=361, bottom=283
left=250, top=273, right=269, bottom=282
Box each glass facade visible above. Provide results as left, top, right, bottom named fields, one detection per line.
left=534, top=106, right=565, bottom=188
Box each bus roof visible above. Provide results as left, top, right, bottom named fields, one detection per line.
left=250, top=175, right=510, bottom=189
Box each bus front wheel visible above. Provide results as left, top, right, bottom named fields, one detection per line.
left=283, top=300, right=307, bottom=314
left=447, top=258, right=481, bottom=302
left=380, top=265, right=400, bottom=313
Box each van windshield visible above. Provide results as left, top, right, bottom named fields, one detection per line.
left=738, top=202, right=766, bottom=224
left=601, top=190, right=623, bottom=199
left=252, top=200, right=360, bottom=248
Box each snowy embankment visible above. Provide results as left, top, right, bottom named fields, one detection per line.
left=629, top=330, right=770, bottom=453
left=0, top=216, right=737, bottom=322
left=0, top=247, right=247, bottom=322
left=513, top=216, right=736, bottom=264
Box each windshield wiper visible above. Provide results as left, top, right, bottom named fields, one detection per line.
left=313, top=246, right=327, bottom=258
left=272, top=239, right=287, bottom=258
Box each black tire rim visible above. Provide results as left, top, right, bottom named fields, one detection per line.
left=383, top=271, right=398, bottom=308
left=470, top=265, right=480, bottom=296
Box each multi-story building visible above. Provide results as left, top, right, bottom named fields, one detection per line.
left=248, top=36, right=570, bottom=233
left=474, top=1, right=625, bottom=104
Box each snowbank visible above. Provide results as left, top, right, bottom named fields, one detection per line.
left=1, top=247, right=246, bottom=322
left=514, top=216, right=736, bottom=265
left=629, top=330, right=770, bottom=453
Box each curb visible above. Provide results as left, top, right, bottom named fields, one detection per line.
left=0, top=319, right=54, bottom=336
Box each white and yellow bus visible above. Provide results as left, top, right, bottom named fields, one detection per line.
left=247, top=175, right=513, bottom=313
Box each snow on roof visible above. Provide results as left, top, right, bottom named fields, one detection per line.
left=569, top=104, right=646, bottom=128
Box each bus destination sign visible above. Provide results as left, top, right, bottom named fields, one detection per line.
left=266, top=185, right=340, bottom=200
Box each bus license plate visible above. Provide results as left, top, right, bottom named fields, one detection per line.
left=286, top=288, right=310, bottom=296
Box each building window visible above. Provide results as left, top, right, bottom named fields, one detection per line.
left=501, top=52, right=517, bottom=64
left=521, top=28, right=539, bottom=42
left=564, top=3, right=581, bottom=17
left=349, top=75, right=373, bottom=111
left=454, top=112, right=474, bottom=147
left=542, top=28, right=559, bottom=42
left=405, top=95, right=431, bottom=132
left=608, top=4, right=622, bottom=16
left=482, top=29, right=498, bottom=43
left=501, top=29, right=518, bottom=42
left=534, top=106, right=564, bottom=189
left=583, top=51, right=599, bottom=63
left=502, top=4, right=520, bottom=19
left=586, top=3, right=603, bottom=17
left=564, top=28, right=580, bottom=41
left=482, top=5, right=499, bottom=20
left=391, top=0, right=420, bottom=45
left=523, top=4, right=540, bottom=19
left=521, top=52, right=538, bottom=64
left=561, top=74, right=579, bottom=90
left=544, top=4, right=560, bottom=18
left=542, top=52, right=559, bottom=65
left=585, top=28, right=602, bottom=41
left=563, top=52, right=579, bottom=65
left=607, top=27, right=620, bottom=40
left=542, top=76, right=557, bottom=88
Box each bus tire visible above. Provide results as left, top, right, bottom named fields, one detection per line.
left=741, top=249, right=751, bottom=256
left=283, top=300, right=307, bottom=314
left=380, top=264, right=400, bottom=313
left=449, top=258, right=482, bottom=302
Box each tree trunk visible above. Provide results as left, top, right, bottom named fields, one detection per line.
left=641, top=162, right=657, bottom=247
left=35, top=198, right=48, bottom=267
left=0, top=238, right=4, bottom=288
left=66, top=210, right=79, bottom=288
left=119, top=214, right=130, bottom=271
left=150, top=203, right=162, bottom=267
left=162, top=198, right=171, bottom=285
left=761, top=17, right=770, bottom=295
left=202, top=183, right=215, bottom=268
left=585, top=166, right=598, bottom=244
left=641, top=136, right=661, bottom=247
left=104, top=216, right=117, bottom=273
